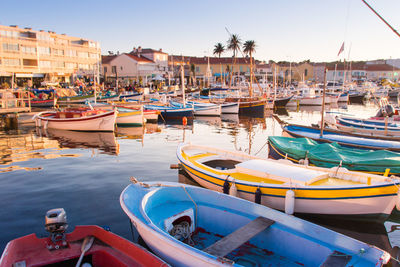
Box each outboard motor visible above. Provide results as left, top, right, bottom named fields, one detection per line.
left=45, top=208, right=68, bottom=249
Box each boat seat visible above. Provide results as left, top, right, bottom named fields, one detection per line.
left=203, top=216, right=274, bottom=258
left=235, top=159, right=328, bottom=186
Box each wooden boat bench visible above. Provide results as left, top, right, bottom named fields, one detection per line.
left=203, top=216, right=274, bottom=258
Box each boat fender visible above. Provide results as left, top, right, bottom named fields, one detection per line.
left=396, top=190, right=400, bottom=211
left=285, top=190, right=295, bottom=215
left=229, top=180, right=237, bottom=196
left=255, top=187, right=262, bottom=204
left=223, top=179, right=230, bottom=194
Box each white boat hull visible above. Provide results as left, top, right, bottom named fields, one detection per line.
left=184, top=169, right=396, bottom=217
left=116, top=113, right=145, bottom=126
left=221, top=103, right=239, bottom=114
left=194, top=106, right=221, bottom=116
left=34, top=110, right=116, bottom=131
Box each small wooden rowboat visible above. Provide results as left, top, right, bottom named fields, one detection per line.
left=33, top=108, right=116, bottom=132
left=121, top=180, right=391, bottom=267
left=177, top=143, right=400, bottom=221
left=0, top=208, right=168, bottom=267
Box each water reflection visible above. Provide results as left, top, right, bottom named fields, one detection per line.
left=0, top=129, right=79, bottom=172
left=37, top=128, right=119, bottom=156
left=221, top=114, right=239, bottom=124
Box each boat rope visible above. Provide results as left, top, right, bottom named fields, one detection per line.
left=169, top=221, right=194, bottom=246
left=181, top=185, right=198, bottom=230
left=254, top=139, right=269, bottom=156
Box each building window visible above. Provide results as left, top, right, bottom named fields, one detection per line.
left=3, top=58, right=20, bottom=66
left=38, top=33, right=51, bottom=42
left=23, top=59, right=38, bottom=66
left=38, top=46, right=51, bottom=55
left=21, top=46, right=37, bottom=54
left=53, top=61, right=65, bottom=68
left=66, top=62, right=77, bottom=69
left=112, top=66, right=117, bottom=73
left=89, top=53, right=98, bottom=59
left=52, top=48, right=64, bottom=56
left=2, top=43, right=19, bottom=52
left=104, top=66, right=107, bottom=74
left=0, top=30, right=19, bottom=38
left=304, top=69, right=308, bottom=76
left=78, top=51, right=89, bottom=58
left=39, top=60, right=51, bottom=68
left=79, top=63, right=89, bottom=70
left=66, top=49, right=77, bottom=57
left=195, top=66, right=200, bottom=72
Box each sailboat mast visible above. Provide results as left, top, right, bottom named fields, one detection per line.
left=320, top=68, right=327, bottom=137
left=181, top=64, right=186, bottom=106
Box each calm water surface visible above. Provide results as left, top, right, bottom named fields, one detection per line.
left=1, top=102, right=399, bottom=255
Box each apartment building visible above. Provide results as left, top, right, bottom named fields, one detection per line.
left=0, top=24, right=101, bottom=87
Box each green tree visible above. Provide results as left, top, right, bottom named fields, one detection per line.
left=213, top=43, right=225, bottom=85
left=227, top=34, right=242, bottom=88
left=243, top=40, right=256, bottom=96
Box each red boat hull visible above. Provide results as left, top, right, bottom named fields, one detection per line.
left=1, top=225, right=168, bottom=267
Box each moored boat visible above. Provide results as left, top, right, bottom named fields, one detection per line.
left=121, top=180, right=391, bottom=267
left=225, top=97, right=266, bottom=116
left=268, top=136, right=400, bottom=175
left=0, top=208, right=167, bottom=267
left=333, top=116, right=400, bottom=137
left=177, top=143, right=400, bottom=221
left=115, top=107, right=145, bottom=126
left=220, top=102, right=239, bottom=114
left=33, top=108, right=116, bottom=132
left=145, top=104, right=194, bottom=121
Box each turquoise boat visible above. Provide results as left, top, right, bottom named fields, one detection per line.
left=268, top=136, right=400, bottom=175
left=120, top=180, right=390, bottom=267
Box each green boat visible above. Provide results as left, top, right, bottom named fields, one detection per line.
left=268, top=136, right=400, bottom=175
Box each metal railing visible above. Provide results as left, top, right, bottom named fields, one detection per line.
left=0, top=89, right=31, bottom=112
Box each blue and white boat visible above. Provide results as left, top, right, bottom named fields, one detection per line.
left=120, top=180, right=390, bottom=267
left=334, top=116, right=400, bottom=137
left=170, top=101, right=221, bottom=116
left=144, top=104, right=194, bottom=121
left=281, top=123, right=400, bottom=151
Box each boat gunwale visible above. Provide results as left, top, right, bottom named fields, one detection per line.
left=35, top=110, right=116, bottom=122
left=177, top=144, right=399, bottom=192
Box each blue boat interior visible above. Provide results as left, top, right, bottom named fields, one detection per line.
left=123, top=184, right=381, bottom=267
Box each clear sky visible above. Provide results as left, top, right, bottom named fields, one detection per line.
left=2, top=0, right=399, bottom=62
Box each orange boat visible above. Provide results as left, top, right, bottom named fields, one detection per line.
left=0, top=208, right=168, bottom=267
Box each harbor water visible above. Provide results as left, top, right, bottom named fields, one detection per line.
left=1, top=101, right=400, bottom=255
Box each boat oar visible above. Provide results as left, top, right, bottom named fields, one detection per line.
left=75, top=236, right=95, bottom=267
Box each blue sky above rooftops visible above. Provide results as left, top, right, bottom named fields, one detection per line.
left=2, top=0, right=400, bottom=62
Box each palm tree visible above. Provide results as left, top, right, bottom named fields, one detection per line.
left=243, top=40, right=256, bottom=97
left=227, top=34, right=241, bottom=88
left=213, top=43, right=225, bottom=85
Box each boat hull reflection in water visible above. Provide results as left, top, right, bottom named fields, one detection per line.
left=37, top=127, right=119, bottom=155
